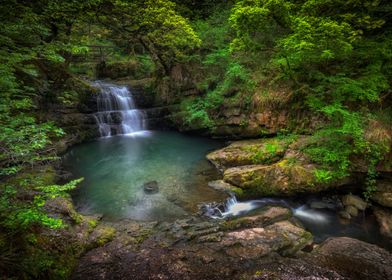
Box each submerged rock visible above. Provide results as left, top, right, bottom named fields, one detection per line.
left=342, top=194, right=367, bottom=211
left=345, top=205, right=359, bottom=217
left=338, top=210, right=351, bottom=220
left=143, top=180, right=159, bottom=194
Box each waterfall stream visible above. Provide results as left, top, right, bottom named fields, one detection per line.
left=93, top=81, right=146, bottom=137
left=201, top=194, right=389, bottom=247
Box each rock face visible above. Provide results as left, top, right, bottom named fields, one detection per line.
left=372, top=180, right=392, bottom=208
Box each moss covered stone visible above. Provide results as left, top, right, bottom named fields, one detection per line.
left=207, top=138, right=292, bottom=171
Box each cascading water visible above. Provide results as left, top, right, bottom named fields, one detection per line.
left=201, top=194, right=390, bottom=248
left=93, top=81, right=145, bottom=137
left=202, top=194, right=290, bottom=219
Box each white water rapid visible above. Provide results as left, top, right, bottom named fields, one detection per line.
left=93, top=81, right=146, bottom=137
left=204, top=195, right=330, bottom=224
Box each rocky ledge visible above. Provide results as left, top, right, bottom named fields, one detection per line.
left=71, top=205, right=392, bottom=280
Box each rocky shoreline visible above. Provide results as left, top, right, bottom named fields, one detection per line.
left=64, top=136, right=392, bottom=279
left=35, top=76, right=392, bottom=279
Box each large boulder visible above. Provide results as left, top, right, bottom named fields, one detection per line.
left=311, top=237, right=392, bottom=280
left=222, top=159, right=351, bottom=197
left=223, top=160, right=318, bottom=197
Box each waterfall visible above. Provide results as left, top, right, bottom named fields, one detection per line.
left=93, top=81, right=145, bottom=137
left=203, top=195, right=289, bottom=219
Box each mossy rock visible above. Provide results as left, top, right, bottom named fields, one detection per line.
left=223, top=159, right=349, bottom=198
left=87, top=226, right=116, bottom=248
left=207, top=137, right=292, bottom=171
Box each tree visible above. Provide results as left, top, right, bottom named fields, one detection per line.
left=95, top=0, right=201, bottom=75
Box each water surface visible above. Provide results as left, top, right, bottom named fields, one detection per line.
left=64, top=131, right=225, bottom=221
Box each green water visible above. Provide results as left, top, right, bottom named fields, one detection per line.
left=63, top=131, right=225, bottom=221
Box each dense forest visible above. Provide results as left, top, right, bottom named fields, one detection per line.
left=1, top=0, right=392, bottom=279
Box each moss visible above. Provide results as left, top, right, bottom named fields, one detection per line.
left=5, top=165, right=57, bottom=188
left=87, top=219, right=98, bottom=232
left=240, top=138, right=291, bottom=165
left=95, top=226, right=116, bottom=246
left=232, top=186, right=245, bottom=198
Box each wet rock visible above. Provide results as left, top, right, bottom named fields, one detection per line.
left=310, top=199, right=337, bottom=210
left=223, top=207, right=292, bottom=230
left=342, top=194, right=367, bottom=211
left=373, top=207, right=392, bottom=239
left=312, top=237, right=392, bottom=280
left=372, top=180, right=392, bottom=208
left=87, top=225, right=116, bottom=249
left=220, top=221, right=312, bottom=259
left=339, top=210, right=351, bottom=220
left=143, top=180, right=159, bottom=194
left=197, top=232, right=223, bottom=243
left=207, top=180, right=238, bottom=193
left=345, top=205, right=358, bottom=217
left=198, top=201, right=226, bottom=217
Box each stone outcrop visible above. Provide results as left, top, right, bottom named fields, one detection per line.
left=207, top=137, right=358, bottom=198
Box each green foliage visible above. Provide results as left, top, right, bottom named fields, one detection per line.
left=0, top=179, right=82, bottom=230
left=97, top=0, right=201, bottom=73
left=229, top=0, right=392, bottom=186
left=181, top=60, right=254, bottom=129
